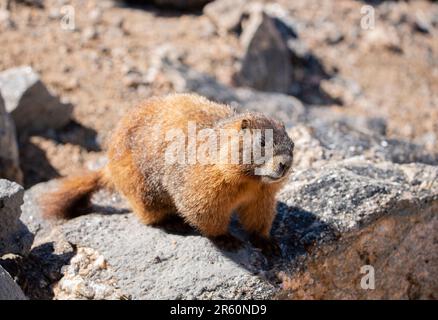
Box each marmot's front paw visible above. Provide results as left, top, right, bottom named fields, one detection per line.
left=210, top=233, right=244, bottom=252
left=249, top=234, right=281, bottom=257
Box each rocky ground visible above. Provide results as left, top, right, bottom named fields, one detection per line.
left=0, top=0, right=437, bottom=300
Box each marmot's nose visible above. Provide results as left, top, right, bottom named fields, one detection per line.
left=277, top=156, right=292, bottom=176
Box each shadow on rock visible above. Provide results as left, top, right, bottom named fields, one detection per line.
left=358, top=0, right=386, bottom=5
left=272, top=202, right=337, bottom=261
left=90, top=204, right=131, bottom=216
left=41, top=121, right=102, bottom=153
left=154, top=215, right=198, bottom=236
left=18, top=120, right=102, bottom=188
left=289, top=54, right=339, bottom=106
left=19, top=139, right=60, bottom=189
left=206, top=201, right=337, bottom=285
left=114, top=0, right=205, bottom=15
left=0, top=242, right=76, bottom=300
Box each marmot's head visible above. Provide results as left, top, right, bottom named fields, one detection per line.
left=215, top=112, right=294, bottom=184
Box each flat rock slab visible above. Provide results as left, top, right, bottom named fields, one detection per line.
left=20, top=159, right=438, bottom=299
left=22, top=186, right=276, bottom=300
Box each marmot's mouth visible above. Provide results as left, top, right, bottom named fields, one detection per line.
left=261, top=173, right=288, bottom=183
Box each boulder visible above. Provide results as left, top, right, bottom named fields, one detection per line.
left=278, top=160, right=438, bottom=299
left=205, top=1, right=334, bottom=103
left=0, top=93, right=22, bottom=183
left=205, top=1, right=321, bottom=96
left=0, top=179, right=33, bottom=257
left=234, top=5, right=292, bottom=93
left=18, top=157, right=438, bottom=299
left=0, top=265, right=26, bottom=300
left=21, top=187, right=276, bottom=299
left=0, top=66, right=73, bottom=133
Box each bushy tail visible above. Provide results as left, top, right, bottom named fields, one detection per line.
left=40, top=169, right=109, bottom=220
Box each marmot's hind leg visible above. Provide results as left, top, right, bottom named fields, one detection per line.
left=107, top=150, right=172, bottom=225
left=126, top=194, right=170, bottom=225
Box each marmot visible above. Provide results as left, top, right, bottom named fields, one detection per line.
left=41, top=94, right=294, bottom=253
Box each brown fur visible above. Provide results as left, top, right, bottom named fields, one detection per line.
left=40, top=170, right=109, bottom=219
left=41, top=94, right=294, bottom=240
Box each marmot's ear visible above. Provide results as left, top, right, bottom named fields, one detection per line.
left=241, top=119, right=250, bottom=130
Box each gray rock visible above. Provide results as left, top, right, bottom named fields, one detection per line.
left=413, top=11, right=433, bottom=34
left=278, top=159, right=438, bottom=235
left=289, top=120, right=438, bottom=169
left=0, top=179, right=33, bottom=257
left=278, top=161, right=438, bottom=299
left=0, top=93, right=22, bottom=183
left=0, top=66, right=73, bottom=133
left=310, top=106, right=387, bottom=135
left=19, top=158, right=438, bottom=300
left=0, top=265, right=26, bottom=300
left=234, top=6, right=292, bottom=93
left=205, top=2, right=316, bottom=96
